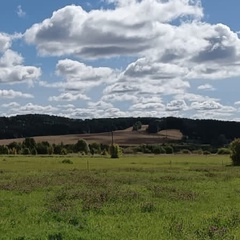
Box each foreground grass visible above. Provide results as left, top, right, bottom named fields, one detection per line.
left=0, top=154, right=240, bottom=239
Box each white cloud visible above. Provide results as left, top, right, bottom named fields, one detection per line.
left=0, top=50, right=41, bottom=84
left=56, top=59, right=114, bottom=81
left=24, top=1, right=202, bottom=58
left=198, top=84, right=215, bottom=91
left=0, top=89, right=33, bottom=99
left=129, top=102, right=165, bottom=111
left=174, top=92, right=218, bottom=102
left=16, top=5, right=26, bottom=18
left=16, top=1, right=240, bottom=120
left=17, top=103, right=58, bottom=115
left=191, top=100, right=236, bottom=113
left=88, top=100, right=113, bottom=109
left=166, top=100, right=187, bottom=111
left=49, top=92, right=90, bottom=102
left=2, top=102, right=20, bottom=108
left=0, top=33, right=12, bottom=52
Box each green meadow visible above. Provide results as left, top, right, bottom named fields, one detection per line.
left=1, top=154, right=240, bottom=239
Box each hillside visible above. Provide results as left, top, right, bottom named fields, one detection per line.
left=0, top=125, right=182, bottom=146
left=1, top=114, right=240, bottom=146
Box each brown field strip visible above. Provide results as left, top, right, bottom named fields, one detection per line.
left=0, top=128, right=182, bottom=146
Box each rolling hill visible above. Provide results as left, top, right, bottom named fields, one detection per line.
left=0, top=125, right=182, bottom=146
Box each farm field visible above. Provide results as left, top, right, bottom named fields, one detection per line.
left=0, top=126, right=182, bottom=146
left=1, top=154, right=240, bottom=239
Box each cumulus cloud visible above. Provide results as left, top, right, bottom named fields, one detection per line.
left=24, top=1, right=203, bottom=58
left=0, top=89, right=33, bottom=99
left=0, top=33, right=12, bottom=52
left=56, top=59, right=115, bottom=88
left=191, top=100, right=236, bottom=113
left=17, top=103, right=58, bottom=115
left=88, top=100, right=113, bottom=109
left=174, top=92, right=218, bottom=103
left=0, top=50, right=41, bottom=84
left=2, top=102, right=20, bottom=108
left=49, top=92, right=90, bottom=102
left=19, top=0, right=240, bottom=119
left=166, top=100, right=187, bottom=111
left=43, top=59, right=117, bottom=103
left=197, top=84, right=215, bottom=91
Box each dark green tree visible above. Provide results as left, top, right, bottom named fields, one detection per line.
left=0, top=145, right=9, bottom=154
left=22, top=138, right=36, bottom=152
left=36, top=142, right=49, bottom=154
left=230, top=138, right=240, bottom=166
left=132, top=121, right=142, bottom=131
left=89, top=142, right=101, bottom=155
left=74, top=139, right=89, bottom=154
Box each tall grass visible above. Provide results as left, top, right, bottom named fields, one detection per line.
left=1, top=154, right=240, bottom=239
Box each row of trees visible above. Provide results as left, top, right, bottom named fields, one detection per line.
left=0, top=138, right=121, bottom=158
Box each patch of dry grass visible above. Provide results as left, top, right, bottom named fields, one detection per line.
left=0, top=128, right=182, bottom=146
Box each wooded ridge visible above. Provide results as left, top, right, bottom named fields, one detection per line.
left=0, top=114, right=240, bottom=146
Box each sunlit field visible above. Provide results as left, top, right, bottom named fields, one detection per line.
left=1, top=154, right=240, bottom=239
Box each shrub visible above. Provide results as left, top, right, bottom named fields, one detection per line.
left=180, top=149, right=191, bottom=154
left=153, top=145, right=166, bottom=154
left=0, top=145, right=9, bottom=155
left=22, top=147, right=30, bottom=155
left=89, top=142, right=101, bottom=155
left=230, top=138, right=240, bottom=166
left=122, top=147, right=136, bottom=154
left=141, top=202, right=155, bottom=213
left=192, top=149, right=203, bottom=155
left=203, top=150, right=211, bottom=155
left=217, top=148, right=231, bottom=155
left=61, top=148, right=68, bottom=155
left=101, top=149, right=109, bottom=156
left=164, top=145, right=174, bottom=154
left=109, top=144, right=121, bottom=158
left=62, top=159, right=73, bottom=164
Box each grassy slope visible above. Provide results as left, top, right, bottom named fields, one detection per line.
left=0, top=126, right=182, bottom=146
left=1, top=155, right=240, bottom=239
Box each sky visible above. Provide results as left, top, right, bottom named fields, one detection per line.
left=0, top=0, right=240, bottom=121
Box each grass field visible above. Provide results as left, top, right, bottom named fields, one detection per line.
left=1, top=154, right=240, bottom=239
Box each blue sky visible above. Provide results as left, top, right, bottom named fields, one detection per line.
left=0, top=0, right=240, bottom=120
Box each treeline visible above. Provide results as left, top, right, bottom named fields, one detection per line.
left=0, top=114, right=155, bottom=139
left=0, top=137, right=231, bottom=156
left=1, top=114, right=240, bottom=147
left=147, top=117, right=240, bottom=146
left=0, top=137, right=109, bottom=156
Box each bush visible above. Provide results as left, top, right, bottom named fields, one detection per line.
left=109, top=144, right=121, bottom=158
left=180, top=149, right=191, bottom=154
left=122, top=147, right=136, bottom=154
left=62, top=159, right=73, bottom=164
left=22, top=147, right=30, bottom=155
left=217, top=148, right=231, bottom=155
left=101, top=149, right=109, bottom=156
left=203, top=150, right=211, bottom=155
left=0, top=145, right=9, bottom=155
left=230, top=138, right=240, bottom=166
left=164, top=145, right=174, bottom=154
left=153, top=145, right=166, bottom=154
left=192, top=149, right=203, bottom=155
left=61, top=148, right=68, bottom=155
